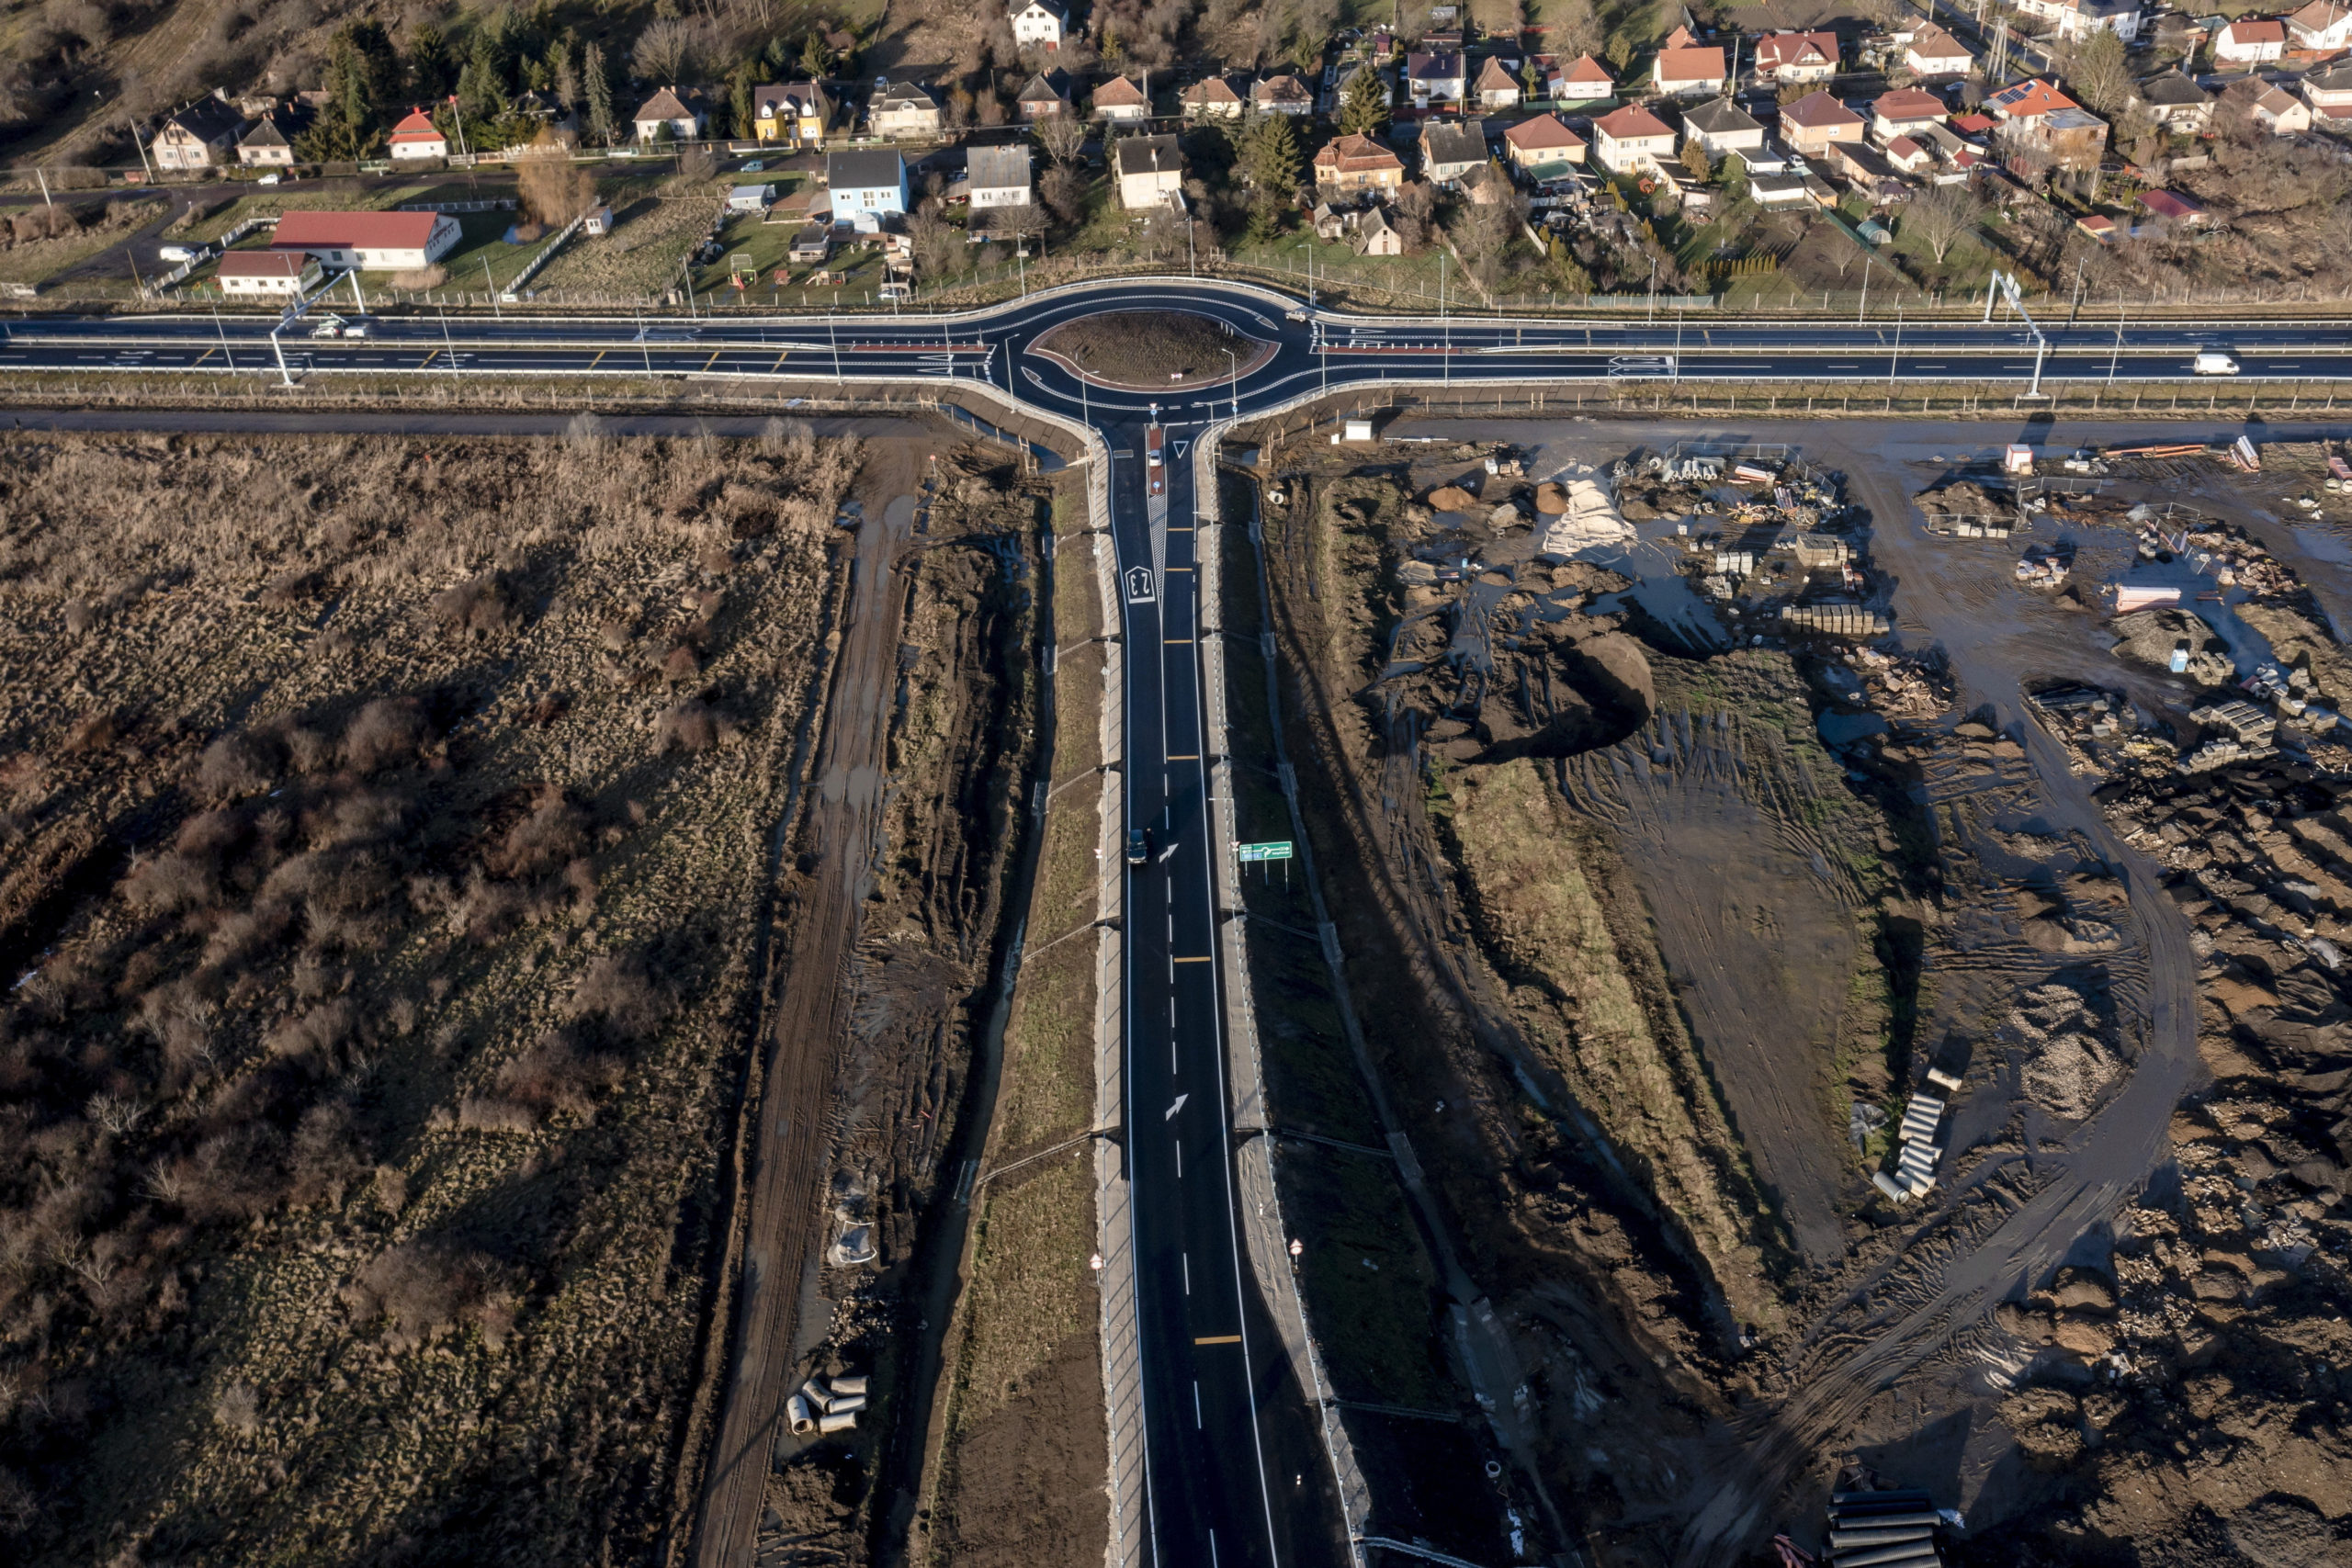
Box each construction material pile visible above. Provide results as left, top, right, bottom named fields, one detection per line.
left=1533, top=466, right=1634, bottom=555
left=1915, top=479, right=2011, bottom=539
left=786, top=1370, right=869, bottom=1438
left=1821, top=1489, right=1949, bottom=1567
left=1848, top=648, right=1951, bottom=720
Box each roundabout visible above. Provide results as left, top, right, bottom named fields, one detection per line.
left=1027, top=307, right=1278, bottom=389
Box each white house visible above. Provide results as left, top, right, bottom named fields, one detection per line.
left=2214, top=17, right=2286, bottom=62
left=2288, top=0, right=2352, bottom=51
left=2252, top=84, right=2312, bottom=133
left=1182, top=75, right=1248, bottom=118
left=2305, top=60, right=2352, bottom=131
left=1871, top=87, right=1948, bottom=142
left=1753, top=31, right=1839, bottom=84
left=825, top=148, right=909, bottom=227
left=633, top=86, right=707, bottom=142
left=153, top=96, right=245, bottom=170
left=1253, top=73, right=1317, bottom=116
left=1092, top=74, right=1150, bottom=122
left=1474, top=56, right=1523, bottom=109
left=387, top=107, right=448, bottom=161
left=1010, top=0, right=1066, bottom=50
left=1114, top=133, right=1185, bottom=209
left=269, top=210, right=460, bottom=271
left=1905, top=25, right=1975, bottom=77
left=1420, top=118, right=1491, bottom=184
left=215, top=251, right=321, bottom=298
left=1590, top=103, right=1677, bottom=174
left=236, top=111, right=300, bottom=167
left=1682, top=96, right=1765, bottom=160
left=966, top=143, right=1034, bottom=208
left=1406, top=51, right=1466, bottom=106
left=2013, top=0, right=2143, bottom=42
left=1652, top=44, right=1728, bottom=97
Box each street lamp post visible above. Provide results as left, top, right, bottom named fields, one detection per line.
left=1857, top=255, right=1869, bottom=324
left=1891, top=303, right=1903, bottom=385
left=212, top=306, right=233, bottom=373
left=1441, top=250, right=1450, bottom=386
left=2108, top=293, right=2123, bottom=383
left=1647, top=256, right=1657, bottom=326
left=1227, top=345, right=1238, bottom=427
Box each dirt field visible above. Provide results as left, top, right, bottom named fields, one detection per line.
left=1031, top=310, right=1270, bottom=389
left=0, top=426, right=853, bottom=1564
left=1230, top=413, right=2352, bottom=1566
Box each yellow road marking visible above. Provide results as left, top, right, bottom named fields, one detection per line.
left=1166, top=753, right=1199, bottom=761
left=590, top=349, right=607, bottom=369
left=192, top=347, right=217, bottom=367
left=774, top=350, right=789, bottom=370
left=1193, top=1334, right=1241, bottom=1344
left=1166, top=637, right=1193, bottom=644
left=1173, top=956, right=1213, bottom=964
left=1165, top=566, right=1192, bottom=572
left=702, top=350, right=721, bottom=372
left=419, top=351, right=439, bottom=368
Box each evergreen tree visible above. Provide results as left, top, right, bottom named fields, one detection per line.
left=1680, top=135, right=1711, bottom=185
left=798, top=32, right=830, bottom=81
left=551, top=39, right=579, bottom=111
left=1338, top=66, right=1389, bottom=136
left=407, top=24, right=452, bottom=102
left=582, top=42, right=615, bottom=144
left=1242, top=112, right=1301, bottom=194
left=729, top=61, right=758, bottom=138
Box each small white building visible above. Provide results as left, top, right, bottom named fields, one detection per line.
left=388, top=107, right=448, bottom=161
left=727, top=183, right=777, bottom=211
left=2289, top=0, right=2352, bottom=52
left=1591, top=103, right=1677, bottom=175
left=966, top=143, right=1034, bottom=209
left=1010, top=0, right=1066, bottom=48
left=1905, top=25, right=1976, bottom=77
left=2214, top=17, right=2285, bottom=62
left=215, top=250, right=321, bottom=298
left=153, top=96, right=245, bottom=171
left=633, top=86, right=707, bottom=142
left=269, top=209, right=460, bottom=271
left=1114, top=133, right=1184, bottom=210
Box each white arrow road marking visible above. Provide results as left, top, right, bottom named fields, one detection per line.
left=1166, top=1093, right=1188, bottom=1120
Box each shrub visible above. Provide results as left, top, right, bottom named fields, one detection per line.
left=655, top=700, right=721, bottom=753
left=211, top=1382, right=260, bottom=1436
left=567, top=951, right=673, bottom=1039
left=196, top=734, right=276, bottom=799
left=341, top=1241, right=490, bottom=1348
left=390, top=265, right=448, bottom=289
left=342, top=697, right=426, bottom=773
left=427, top=573, right=514, bottom=637
left=265, top=998, right=353, bottom=1062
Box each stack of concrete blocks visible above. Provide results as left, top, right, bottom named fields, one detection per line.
left=1873, top=1068, right=1962, bottom=1201
left=786, top=1372, right=868, bottom=1438
left=1781, top=603, right=1891, bottom=637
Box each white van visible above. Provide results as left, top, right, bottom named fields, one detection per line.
left=2192, top=351, right=2240, bottom=376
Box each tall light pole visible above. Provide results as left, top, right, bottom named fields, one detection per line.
left=1227, top=345, right=1238, bottom=426
left=2108, top=291, right=2123, bottom=382
left=1441, top=249, right=1450, bottom=386
left=1891, top=303, right=1903, bottom=385
left=440, top=310, right=459, bottom=384
left=1647, top=255, right=1657, bottom=326
left=212, top=305, right=233, bottom=372
left=1857, top=254, right=1869, bottom=324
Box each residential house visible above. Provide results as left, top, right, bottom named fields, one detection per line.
left=2075, top=212, right=2118, bottom=243
left=1753, top=31, right=1839, bottom=84
left=1311, top=131, right=1407, bottom=192
left=1182, top=75, right=1247, bottom=119
left=2136, top=188, right=2209, bottom=227
left=269, top=209, right=460, bottom=271
left=1779, top=89, right=1866, bottom=155
left=236, top=109, right=302, bottom=167
left=1653, top=44, right=1728, bottom=97
left=788, top=227, right=831, bottom=264
left=1092, top=74, right=1150, bottom=122
left=1351, top=207, right=1403, bottom=255
left=1017, top=71, right=1072, bottom=119
left=153, top=96, right=245, bottom=170
left=825, top=148, right=909, bottom=226
left=1502, top=110, right=1588, bottom=171
left=1871, top=87, right=1947, bottom=141
left=215, top=250, right=322, bottom=297
left=2214, top=17, right=2286, bottom=62
left=1905, top=25, right=1976, bottom=77
left=1681, top=96, right=1766, bottom=160
left=1406, top=51, right=1466, bottom=106
left=1590, top=103, right=1678, bottom=174
left=1987, top=78, right=2108, bottom=171
left=1010, top=0, right=1066, bottom=50
left=1420, top=118, right=1491, bottom=184
left=2014, top=0, right=2143, bottom=41
left=1832, top=139, right=1913, bottom=199
left=387, top=107, right=448, bottom=161
left=967, top=143, right=1034, bottom=208
left=2131, top=71, right=2215, bottom=132
left=1253, top=73, right=1316, bottom=116
left=1474, top=56, right=1523, bottom=108
left=633, top=86, right=706, bottom=142
left=753, top=83, right=834, bottom=148
left=2287, top=0, right=2352, bottom=51
left=870, top=79, right=944, bottom=139
left=1114, top=133, right=1184, bottom=209
left=1880, top=134, right=1934, bottom=173
left=1553, top=53, right=1615, bottom=104
left=2305, top=60, right=2352, bottom=130
left=2252, top=84, right=2312, bottom=132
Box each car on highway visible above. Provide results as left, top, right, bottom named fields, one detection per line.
left=308, top=316, right=345, bottom=338
left=339, top=319, right=373, bottom=338
left=1146, top=425, right=1165, bottom=497
left=2193, top=351, right=2240, bottom=376
left=1126, top=828, right=1149, bottom=865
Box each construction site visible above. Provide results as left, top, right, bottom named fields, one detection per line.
left=1204, top=412, right=2352, bottom=1568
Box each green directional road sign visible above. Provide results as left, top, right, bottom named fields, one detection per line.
left=1237, top=841, right=1295, bottom=863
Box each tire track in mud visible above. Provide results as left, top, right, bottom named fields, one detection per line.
left=1670, top=452, right=2203, bottom=1566
left=694, top=495, right=911, bottom=1568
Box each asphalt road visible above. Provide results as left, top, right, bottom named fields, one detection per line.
left=14, top=279, right=2352, bottom=1567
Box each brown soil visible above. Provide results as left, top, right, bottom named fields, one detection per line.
left=0, top=427, right=853, bottom=1565
left=1031, top=310, right=1269, bottom=389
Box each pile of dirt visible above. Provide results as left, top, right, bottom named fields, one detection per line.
left=1427, top=483, right=1478, bottom=512
left=2011, top=983, right=2124, bottom=1119
left=2238, top=601, right=2352, bottom=711
left=2109, top=607, right=2233, bottom=685
left=1916, top=479, right=2007, bottom=518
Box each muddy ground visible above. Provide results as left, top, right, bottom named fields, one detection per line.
left=1232, top=414, right=2352, bottom=1566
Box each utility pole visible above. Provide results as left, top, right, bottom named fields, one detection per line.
left=1441, top=249, right=1450, bottom=385
left=1647, top=255, right=1658, bottom=325
left=2108, top=292, right=2123, bottom=382
left=34, top=166, right=50, bottom=207
left=484, top=254, right=500, bottom=317
left=1857, top=255, right=1869, bottom=324
left=1227, top=345, right=1238, bottom=426
left=829, top=310, right=840, bottom=382
left=212, top=305, right=234, bottom=371
left=130, top=117, right=154, bottom=183
left=1891, top=303, right=1903, bottom=384
left=441, top=310, right=459, bottom=383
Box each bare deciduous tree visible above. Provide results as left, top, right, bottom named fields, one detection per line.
left=1902, top=181, right=1983, bottom=265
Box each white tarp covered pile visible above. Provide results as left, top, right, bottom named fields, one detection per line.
left=1536, top=467, right=1634, bottom=556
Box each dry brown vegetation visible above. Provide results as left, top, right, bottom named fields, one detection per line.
left=0, top=425, right=858, bottom=1565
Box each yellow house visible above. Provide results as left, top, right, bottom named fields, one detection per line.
left=752, top=83, right=833, bottom=148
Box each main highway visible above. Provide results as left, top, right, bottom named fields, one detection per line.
left=9, top=279, right=2351, bottom=1568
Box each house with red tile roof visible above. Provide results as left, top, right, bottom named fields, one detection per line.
left=1591, top=103, right=1677, bottom=173
left=1753, top=31, right=1839, bottom=84
left=1653, top=44, right=1727, bottom=96
left=1778, top=89, right=1866, bottom=155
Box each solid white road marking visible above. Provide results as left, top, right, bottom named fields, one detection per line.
left=1194, top=1381, right=1203, bottom=1427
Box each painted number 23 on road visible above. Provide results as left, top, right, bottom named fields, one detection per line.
left=1125, top=566, right=1156, bottom=604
